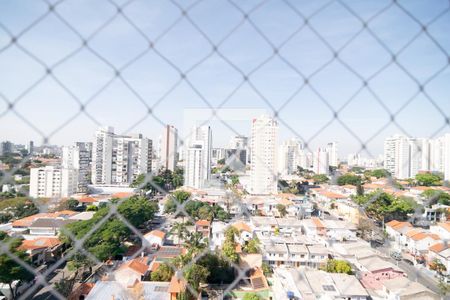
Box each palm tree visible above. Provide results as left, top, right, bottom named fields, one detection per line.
left=184, top=232, right=207, bottom=255
left=172, top=253, right=192, bottom=269
left=170, top=222, right=188, bottom=246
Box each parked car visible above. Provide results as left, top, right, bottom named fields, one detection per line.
left=391, top=251, right=402, bottom=261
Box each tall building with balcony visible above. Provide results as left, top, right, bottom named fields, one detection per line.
left=313, top=148, right=329, bottom=175
left=384, top=135, right=430, bottom=179
left=184, top=126, right=212, bottom=188
left=62, top=142, right=93, bottom=193
left=250, top=115, right=278, bottom=195
left=92, top=126, right=152, bottom=186
left=160, top=125, right=178, bottom=171
left=30, top=166, right=77, bottom=198
left=278, top=138, right=303, bottom=175
left=326, top=141, right=339, bottom=167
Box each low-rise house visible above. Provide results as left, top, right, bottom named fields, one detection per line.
left=232, top=221, right=253, bottom=243
left=262, top=244, right=288, bottom=266
left=332, top=240, right=378, bottom=265
left=290, top=196, right=314, bottom=219
left=144, top=230, right=166, bottom=248
left=427, top=243, right=450, bottom=278
left=85, top=281, right=170, bottom=300
left=210, top=221, right=228, bottom=250
left=385, top=220, right=413, bottom=249
left=306, top=245, right=330, bottom=268
left=430, top=222, right=450, bottom=240
left=404, top=229, right=440, bottom=257
left=250, top=216, right=278, bottom=236
left=357, top=256, right=406, bottom=290
left=302, top=218, right=357, bottom=241
left=382, top=277, right=439, bottom=300
left=194, top=219, right=211, bottom=238
left=287, top=244, right=309, bottom=267
left=149, top=246, right=184, bottom=264
left=275, top=218, right=303, bottom=237
left=18, top=237, right=62, bottom=264
left=261, top=243, right=329, bottom=268
left=28, top=218, right=76, bottom=236
left=11, top=210, right=79, bottom=235
left=114, top=257, right=150, bottom=288
left=273, top=268, right=369, bottom=300
left=250, top=216, right=305, bottom=237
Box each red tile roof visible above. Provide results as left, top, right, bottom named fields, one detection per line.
left=195, top=219, right=211, bottom=227
left=145, top=230, right=166, bottom=239
left=111, top=192, right=134, bottom=199
left=118, top=257, right=149, bottom=275
left=18, top=237, right=61, bottom=251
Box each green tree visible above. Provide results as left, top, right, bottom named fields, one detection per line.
left=197, top=252, right=235, bottom=284
left=230, top=175, right=240, bottom=186
left=172, top=253, right=192, bottom=269
left=312, top=174, right=329, bottom=184
left=243, top=293, right=261, bottom=300
left=170, top=222, right=189, bottom=246
left=261, top=262, right=272, bottom=276
left=217, top=158, right=225, bottom=165
left=86, top=204, right=98, bottom=211
left=172, top=167, right=184, bottom=188
left=276, top=204, right=288, bottom=217
left=117, top=196, right=158, bottom=227
left=415, top=173, right=442, bottom=186
left=54, top=277, right=76, bottom=297
left=223, top=227, right=240, bottom=263
left=320, top=259, right=352, bottom=275
left=430, top=258, right=447, bottom=276
left=337, top=174, right=362, bottom=186
left=198, top=205, right=213, bottom=221
left=438, top=279, right=450, bottom=296
left=0, top=236, right=34, bottom=299
left=184, top=232, right=207, bottom=256
left=150, top=263, right=174, bottom=281
left=422, top=189, right=450, bottom=206
left=366, top=169, right=390, bottom=179
left=55, top=198, right=79, bottom=211
left=184, top=264, right=210, bottom=291
left=67, top=253, right=94, bottom=278
left=353, top=191, right=416, bottom=221
left=61, top=196, right=156, bottom=262
left=244, top=238, right=259, bottom=254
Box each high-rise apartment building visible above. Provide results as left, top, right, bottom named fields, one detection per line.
left=384, top=134, right=450, bottom=180
left=429, top=133, right=450, bottom=181
left=160, top=125, right=178, bottom=171
left=0, top=141, right=13, bottom=156
left=278, top=138, right=302, bottom=175
left=27, top=141, right=34, bottom=155
left=62, top=142, right=93, bottom=192
left=184, top=126, right=212, bottom=188
left=92, top=126, right=152, bottom=185
left=250, top=115, right=278, bottom=195
left=326, top=142, right=339, bottom=167
left=313, top=148, right=329, bottom=175
left=30, top=166, right=77, bottom=198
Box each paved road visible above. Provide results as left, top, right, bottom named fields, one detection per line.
left=375, top=243, right=442, bottom=295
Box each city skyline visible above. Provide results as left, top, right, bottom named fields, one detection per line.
left=1, top=1, right=449, bottom=157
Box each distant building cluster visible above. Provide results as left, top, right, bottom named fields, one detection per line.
left=384, top=133, right=450, bottom=180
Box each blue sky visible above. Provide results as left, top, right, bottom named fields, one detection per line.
left=0, top=0, right=449, bottom=158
